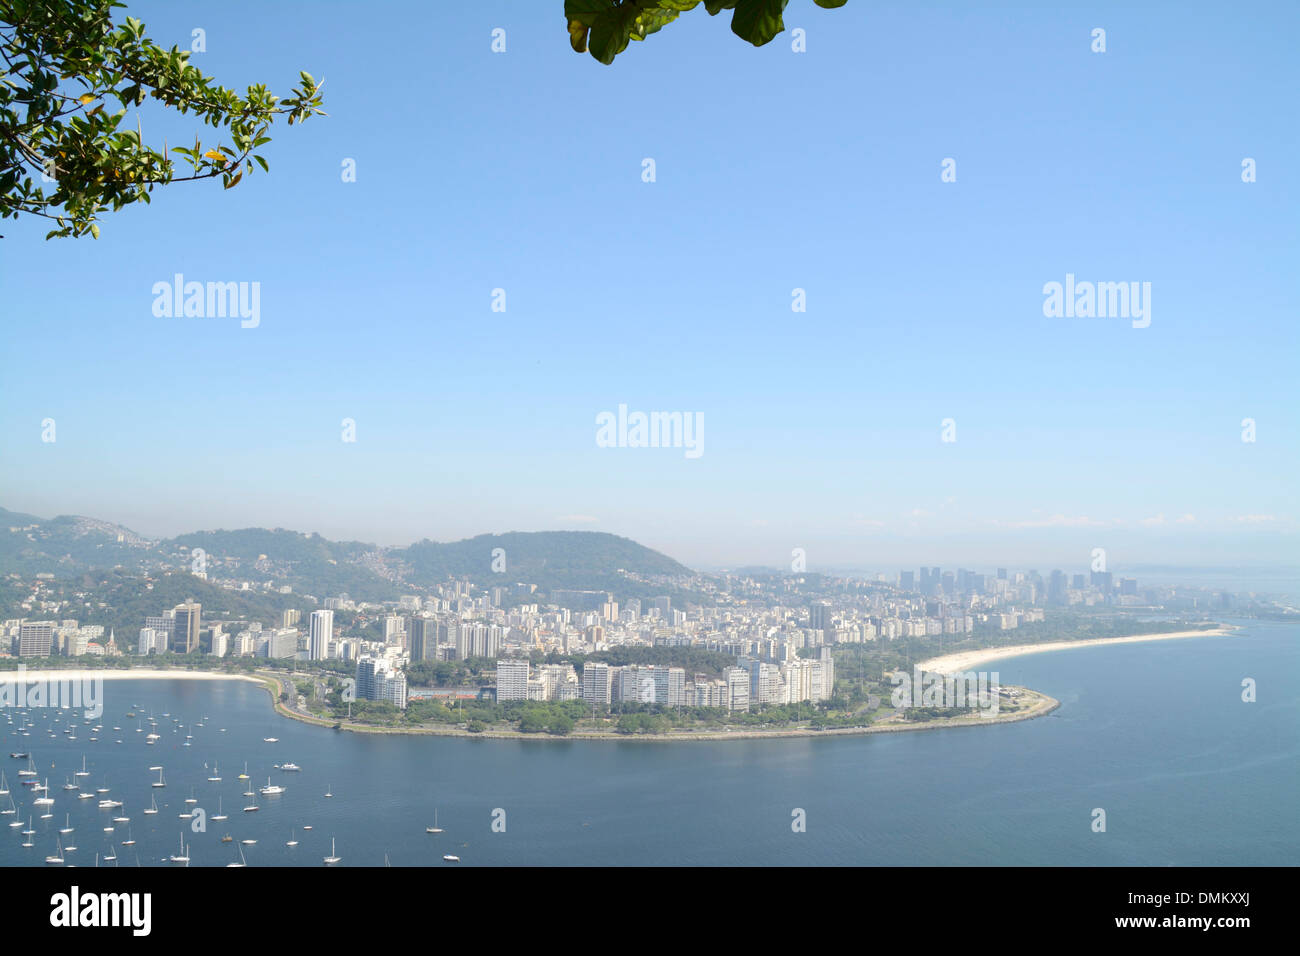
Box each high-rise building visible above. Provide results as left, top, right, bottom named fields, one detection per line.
left=1047, top=571, right=1066, bottom=605
left=383, top=615, right=406, bottom=646
left=137, top=627, right=161, bottom=656
left=264, top=628, right=298, bottom=659
left=144, top=613, right=173, bottom=644
left=408, top=617, right=437, bottom=661
left=309, top=609, right=333, bottom=661
left=496, top=659, right=530, bottom=702
left=723, top=666, right=750, bottom=712
left=582, top=662, right=612, bottom=706
left=18, top=621, right=55, bottom=657
left=748, top=660, right=781, bottom=706
left=809, top=601, right=832, bottom=632
left=356, top=656, right=407, bottom=709
left=171, top=601, right=201, bottom=654
left=899, top=571, right=915, bottom=592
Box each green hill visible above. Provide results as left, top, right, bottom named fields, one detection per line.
left=399, top=531, right=691, bottom=587
left=1, top=508, right=701, bottom=604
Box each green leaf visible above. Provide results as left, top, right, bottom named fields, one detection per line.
left=730, top=0, right=788, bottom=46
left=565, top=0, right=617, bottom=26
left=587, top=10, right=635, bottom=65
left=813, top=0, right=848, bottom=7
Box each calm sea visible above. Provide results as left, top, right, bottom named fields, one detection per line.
left=1, top=620, right=1295, bottom=866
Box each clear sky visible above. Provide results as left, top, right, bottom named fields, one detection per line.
left=1, top=1, right=1296, bottom=573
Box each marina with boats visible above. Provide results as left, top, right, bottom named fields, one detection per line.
left=0, top=684, right=466, bottom=866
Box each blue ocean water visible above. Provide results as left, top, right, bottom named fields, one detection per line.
left=1, top=621, right=1294, bottom=866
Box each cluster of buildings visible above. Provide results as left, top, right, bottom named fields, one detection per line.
left=493, top=650, right=835, bottom=713
left=900, top=566, right=1144, bottom=609
left=2, top=619, right=119, bottom=658
left=3, top=563, right=1173, bottom=721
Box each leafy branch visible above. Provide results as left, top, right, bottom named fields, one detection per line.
left=0, top=0, right=325, bottom=238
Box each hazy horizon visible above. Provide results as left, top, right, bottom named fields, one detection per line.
left=3, top=2, right=1295, bottom=579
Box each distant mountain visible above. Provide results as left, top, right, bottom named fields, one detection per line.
left=164, top=528, right=370, bottom=564
left=0, top=508, right=699, bottom=603
left=0, top=506, right=155, bottom=575
left=398, top=531, right=692, bottom=589
left=163, top=527, right=398, bottom=602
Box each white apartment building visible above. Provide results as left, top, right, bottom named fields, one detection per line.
left=496, top=659, right=530, bottom=702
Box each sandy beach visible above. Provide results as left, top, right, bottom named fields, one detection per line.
left=918, top=626, right=1235, bottom=675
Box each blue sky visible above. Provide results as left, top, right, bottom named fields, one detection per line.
left=1, top=1, right=1296, bottom=572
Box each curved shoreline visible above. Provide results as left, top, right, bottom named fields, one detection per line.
left=319, top=690, right=1061, bottom=741
left=917, top=626, right=1236, bottom=675
left=0, top=625, right=1231, bottom=742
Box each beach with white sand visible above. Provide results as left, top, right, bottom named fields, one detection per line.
left=918, top=626, right=1236, bottom=675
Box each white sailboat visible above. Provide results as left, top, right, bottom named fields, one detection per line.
left=168, top=835, right=189, bottom=864
left=120, top=826, right=135, bottom=847
left=0, top=771, right=8, bottom=795
left=59, top=813, right=73, bottom=835
left=45, top=838, right=65, bottom=863
left=74, top=755, right=90, bottom=777
left=144, top=793, right=158, bottom=815
left=286, top=828, right=298, bottom=847
left=426, top=809, right=443, bottom=833
left=227, top=844, right=247, bottom=868
left=33, top=778, right=54, bottom=806
left=152, top=768, right=166, bottom=788
left=259, top=777, right=284, bottom=796
left=212, top=796, right=227, bottom=821
left=207, top=761, right=221, bottom=782
left=323, top=837, right=341, bottom=865
left=243, top=789, right=259, bottom=813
